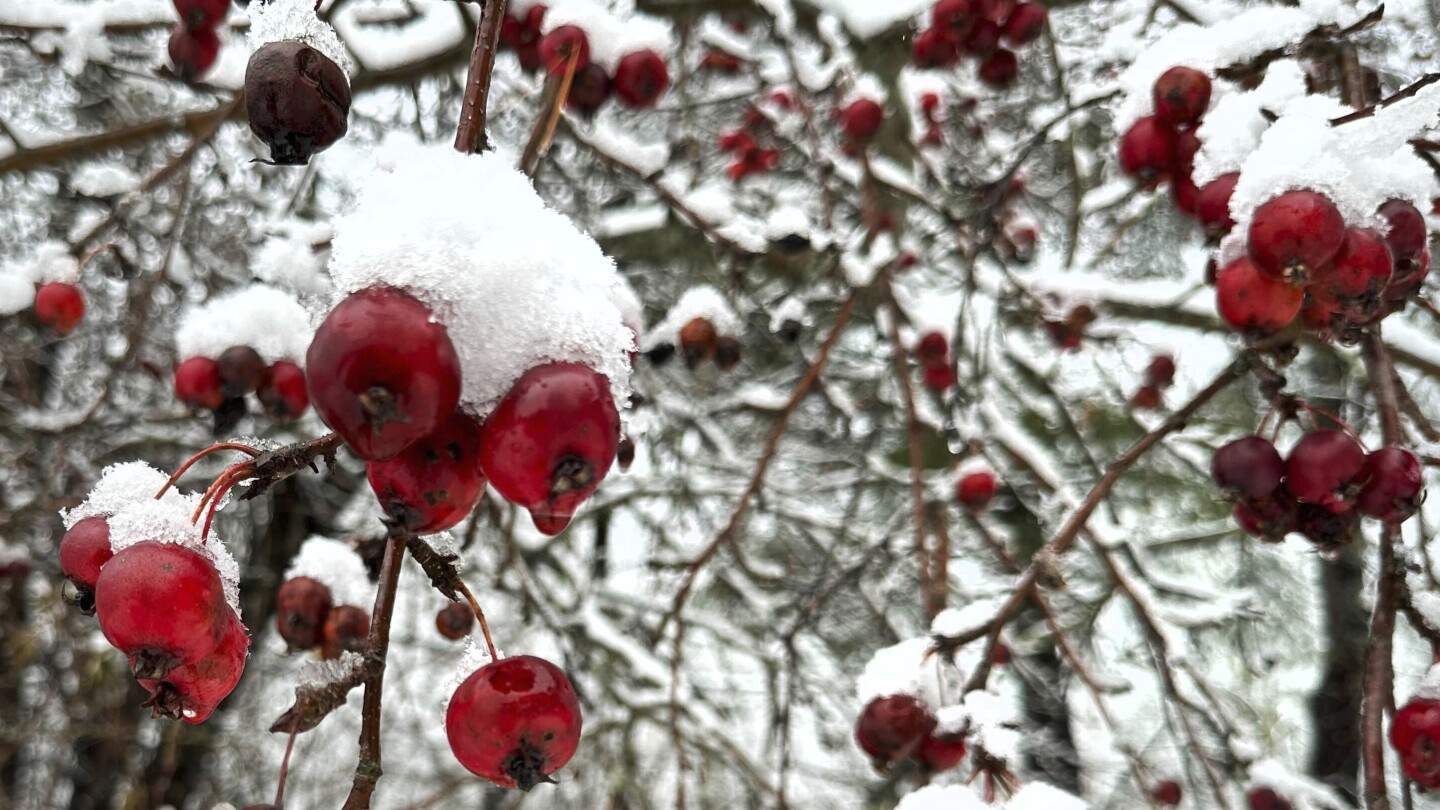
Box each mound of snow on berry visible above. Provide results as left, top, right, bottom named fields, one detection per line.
left=175, top=284, right=314, bottom=364
left=644, top=285, right=742, bottom=349
left=326, top=139, right=633, bottom=419
left=245, top=0, right=352, bottom=74
left=0, top=241, right=81, bottom=314
left=283, top=536, right=375, bottom=609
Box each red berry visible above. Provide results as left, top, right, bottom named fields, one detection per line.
left=613, top=50, right=669, bottom=109
left=479, top=363, right=621, bottom=536
left=173, top=0, right=230, bottom=30
left=306, top=286, right=462, bottom=461
left=1152, top=66, right=1211, bottom=127
left=1385, top=247, right=1432, bottom=310
left=59, top=516, right=113, bottom=594
left=436, top=602, right=474, bottom=641
left=913, top=27, right=960, bottom=69
left=1118, top=116, right=1178, bottom=191
left=714, top=336, right=743, bottom=372
left=540, top=25, right=589, bottom=75
left=1310, top=227, right=1391, bottom=318
left=95, top=542, right=228, bottom=679
left=367, top=411, right=486, bottom=535
left=700, top=49, right=742, bottom=74
left=1171, top=175, right=1200, bottom=217
left=1214, top=256, right=1303, bottom=335
left=446, top=655, right=583, bottom=790
left=959, top=19, right=1001, bottom=55
left=139, top=610, right=248, bottom=724
left=1247, top=787, right=1294, bottom=810
left=1392, top=698, right=1440, bottom=789
left=1144, top=354, right=1176, bottom=388
left=565, top=64, right=612, bottom=115
left=956, top=470, right=998, bottom=512
left=978, top=48, right=1020, bottom=88
left=175, top=357, right=225, bottom=411
left=1151, top=780, right=1183, bottom=807
left=977, top=0, right=1016, bottom=21
left=1284, top=430, right=1366, bottom=512
left=617, top=436, right=636, bottom=471
left=915, top=332, right=949, bottom=366
left=991, top=642, right=1012, bottom=665
left=1356, top=447, right=1423, bottom=523
left=34, top=282, right=85, bottom=336
left=921, top=363, right=955, bottom=392
left=1212, top=436, right=1284, bottom=501
left=1130, top=385, right=1162, bottom=410
left=1001, top=3, right=1047, bottom=44
left=1247, top=190, right=1345, bottom=284
left=839, top=99, right=884, bottom=143
left=918, top=733, right=968, bottom=772
left=932, top=0, right=975, bottom=37
left=1379, top=198, right=1428, bottom=272
left=275, top=576, right=332, bottom=651
left=1233, top=492, right=1298, bottom=542
left=1195, top=173, right=1240, bottom=239
left=217, top=345, right=266, bottom=398
left=854, top=694, right=936, bottom=768
left=258, top=361, right=309, bottom=420
left=168, top=25, right=220, bottom=82
left=321, top=604, right=370, bottom=660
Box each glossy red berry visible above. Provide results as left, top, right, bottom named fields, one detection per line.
left=978, top=48, right=1020, bottom=87
left=960, top=19, right=1001, bottom=55
left=1285, top=430, right=1366, bottom=512
left=173, top=0, right=230, bottom=30
left=321, top=604, right=370, bottom=660
left=1379, top=198, right=1428, bottom=272
left=565, top=63, right=612, bottom=115
left=258, top=361, right=309, bottom=419
left=367, top=411, right=486, bottom=535
left=915, top=332, right=949, bottom=366
left=1247, top=787, right=1294, bottom=810
left=480, top=363, right=621, bottom=536
left=217, top=345, right=265, bottom=398
left=540, top=25, right=589, bottom=74
left=917, top=733, right=967, bottom=772
left=1247, top=190, right=1345, bottom=284
left=1152, top=66, right=1211, bottom=127
left=175, top=357, right=225, bottom=411
left=839, top=99, right=884, bottom=144
left=854, top=694, right=936, bottom=769
left=613, top=50, right=669, bottom=109
left=1215, top=256, right=1303, bottom=335
left=1311, top=227, right=1392, bottom=320
left=1002, top=3, right=1047, bottom=44
left=139, top=610, right=248, bottom=724
left=1233, top=492, right=1298, bottom=542
left=1392, top=698, right=1440, bottom=789
left=169, top=25, right=220, bottom=82
left=921, top=363, right=955, bottom=392
left=1151, top=780, right=1183, bottom=807
left=1356, top=447, right=1423, bottom=523
left=436, top=601, right=474, bottom=641
left=446, top=655, right=583, bottom=790
left=913, top=27, right=960, bottom=69
left=59, top=516, right=113, bottom=594
left=932, top=0, right=975, bottom=37
left=1195, top=173, right=1239, bottom=239
left=34, top=282, right=85, bottom=336
left=306, top=286, right=462, bottom=461
left=1212, top=436, right=1284, bottom=501
left=1118, top=116, right=1178, bottom=190
left=275, top=576, right=332, bottom=651
left=956, top=470, right=998, bottom=512
left=95, top=541, right=228, bottom=679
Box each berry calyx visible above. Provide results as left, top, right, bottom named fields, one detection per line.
left=1151, top=780, right=1183, bottom=807
left=917, top=732, right=968, bottom=773
left=1284, top=430, right=1366, bottom=513
left=244, top=40, right=352, bottom=165
left=446, top=655, right=583, bottom=790
left=305, top=286, right=462, bottom=461
left=613, top=50, right=669, bottom=109
left=540, top=25, right=590, bottom=74
left=1355, top=446, right=1423, bottom=523
left=139, top=610, right=249, bottom=724
left=1118, top=116, right=1178, bottom=190
left=175, top=357, right=225, bottom=411
left=59, top=516, right=113, bottom=613
left=1246, top=190, right=1345, bottom=284
left=321, top=604, right=370, bottom=660
left=1212, top=436, right=1284, bottom=501
left=366, top=411, right=487, bottom=535
left=275, top=576, right=332, bottom=651
left=479, top=363, right=621, bottom=536
left=956, top=470, right=998, bottom=512
left=436, top=601, right=474, bottom=641
left=173, top=0, right=230, bottom=31
left=34, top=282, right=85, bottom=336
left=217, top=345, right=266, bottom=398
left=1151, top=66, right=1211, bottom=127
left=854, top=694, right=936, bottom=769
left=258, top=361, right=310, bottom=420
left=94, top=541, right=228, bottom=679
left=1215, top=256, right=1303, bottom=335
left=1391, top=697, right=1440, bottom=789
left=978, top=48, right=1020, bottom=88
left=1195, top=172, right=1239, bottom=239
left=169, top=25, right=221, bottom=82
left=1001, top=3, right=1047, bottom=44
left=839, top=99, right=884, bottom=144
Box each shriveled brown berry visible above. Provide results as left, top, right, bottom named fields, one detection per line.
left=321, top=604, right=370, bottom=660
left=245, top=41, right=351, bottom=166
left=217, top=345, right=266, bottom=398
left=679, top=318, right=719, bottom=368
left=436, top=601, right=474, bottom=641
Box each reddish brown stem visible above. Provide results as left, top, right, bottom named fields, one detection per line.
left=453, top=0, right=510, bottom=154
left=341, top=530, right=407, bottom=810
left=155, top=442, right=259, bottom=498
left=454, top=577, right=499, bottom=661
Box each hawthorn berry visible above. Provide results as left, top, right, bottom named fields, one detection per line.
left=1285, top=430, right=1365, bottom=513
left=34, top=282, right=85, bottom=336
left=915, top=332, right=949, bottom=366
left=566, top=64, right=612, bottom=116
left=59, top=516, right=113, bottom=612
left=217, top=345, right=266, bottom=398
left=173, top=0, right=230, bottom=31
left=679, top=317, right=719, bottom=368
left=479, top=363, right=621, bottom=536
left=1211, top=436, right=1284, bottom=501
left=1131, top=385, right=1162, bottom=410
left=175, top=357, right=225, bottom=411
left=1002, top=3, right=1047, bottom=44
left=169, top=25, right=220, bottom=82
left=1151, top=780, right=1182, bottom=807
left=1214, top=256, right=1303, bottom=335
left=275, top=576, right=332, bottom=651
left=991, top=642, right=1012, bottom=665
left=1247, top=787, right=1294, bottom=810
left=1152, top=66, right=1211, bottom=127
left=540, top=25, right=589, bottom=74
left=1118, top=116, right=1178, bottom=190
left=917, top=733, right=967, bottom=773
left=1195, top=173, right=1240, bottom=239
left=839, top=99, right=884, bottom=144
left=714, top=336, right=743, bottom=372
left=244, top=41, right=351, bottom=165
left=956, top=470, right=998, bottom=512
left=978, top=49, right=1020, bottom=88
left=1391, top=697, right=1440, bottom=789
left=922, top=363, right=956, bottom=392
left=616, top=436, right=636, bottom=471
left=1311, top=227, right=1391, bottom=319
left=95, top=541, right=229, bottom=679
left=913, top=27, right=960, bottom=69
left=139, top=610, right=249, bottom=723
left=258, top=360, right=309, bottom=419
left=321, top=604, right=370, bottom=660
left=446, top=655, right=583, bottom=790
left=932, top=0, right=975, bottom=38
left=1247, top=190, right=1345, bottom=284
left=367, top=411, right=487, bottom=535
left=1233, top=492, right=1298, bottom=542
left=436, top=601, right=474, bottom=641
left=305, top=286, right=462, bottom=461
left=1378, top=198, right=1429, bottom=272
left=1144, top=354, right=1176, bottom=388
left=1171, top=175, right=1200, bottom=217
left=613, top=50, right=669, bottom=109
left=960, top=19, right=1002, bottom=55
left=977, top=0, right=1017, bottom=21
left=854, top=694, right=936, bottom=769
left=1355, top=446, right=1423, bottom=523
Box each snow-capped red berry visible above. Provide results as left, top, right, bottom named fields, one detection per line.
left=1118, top=116, right=1178, bottom=190
left=275, top=576, right=332, bottom=651
left=1356, top=447, right=1423, bottom=523
left=1214, top=256, right=1302, bottom=335
left=565, top=64, right=612, bottom=115
left=1002, top=3, right=1047, bottom=44
left=258, top=361, right=309, bottom=420
left=173, top=0, right=230, bottom=31
left=540, top=25, right=589, bottom=74
left=932, top=0, right=975, bottom=37
left=139, top=610, right=248, bottom=724
left=854, top=694, right=936, bottom=768
left=978, top=48, right=1020, bottom=87
left=922, top=363, right=955, bottom=392
left=913, top=27, right=960, bottom=69
left=59, top=516, right=113, bottom=611
left=479, top=363, right=621, bottom=536
left=915, top=332, right=949, bottom=366
left=436, top=601, right=474, bottom=641
left=321, top=604, right=370, bottom=660
left=1246, top=190, right=1345, bottom=284
left=1151, top=781, right=1183, bottom=807
left=679, top=317, right=719, bottom=368
left=1284, top=430, right=1365, bottom=513
left=244, top=40, right=351, bottom=165
left=1144, top=354, right=1176, bottom=388
left=1212, top=436, right=1283, bottom=501
left=169, top=25, right=220, bottom=82
left=1379, top=198, right=1428, bottom=271
left=305, top=286, right=462, bottom=461
left=613, top=50, right=669, bottom=109
left=714, top=335, right=743, bottom=372
left=918, top=733, right=967, bottom=773
left=1392, top=697, right=1440, bottom=789
left=175, top=357, right=225, bottom=411
left=367, top=411, right=486, bottom=535
left=1310, top=227, right=1391, bottom=318
left=960, top=19, right=1001, bottom=55
left=1195, top=173, right=1239, bottom=239
left=446, top=655, right=583, bottom=790
left=1295, top=503, right=1358, bottom=551
left=956, top=470, right=998, bottom=512
left=217, top=345, right=266, bottom=398
left=1233, top=492, right=1298, bottom=542
left=1247, top=787, right=1294, bottom=810
left=95, top=541, right=228, bottom=679
left=34, top=282, right=85, bottom=336
left=1152, top=66, right=1211, bottom=127
left=839, top=99, right=884, bottom=143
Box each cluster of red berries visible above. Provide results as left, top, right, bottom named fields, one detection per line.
left=854, top=694, right=969, bottom=774
left=274, top=575, right=370, bottom=659
left=60, top=521, right=248, bottom=722
left=718, top=110, right=784, bottom=182
left=1041, top=302, right=1097, bottom=350
left=955, top=468, right=999, bottom=512
left=32, top=281, right=85, bottom=336
left=306, top=286, right=621, bottom=536
left=1130, top=353, right=1175, bottom=410
left=1213, top=430, right=1423, bottom=550
left=911, top=0, right=1046, bottom=88
left=498, top=6, right=671, bottom=114
left=1118, top=66, right=1212, bottom=210
left=914, top=331, right=956, bottom=392
left=174, top=347, right=309, bottom=426
left=1215, top=190, right=1430, bottom=340
left=1392, top=695, right=1440, bottom=789
left=168, top=0, right=228, bottom=82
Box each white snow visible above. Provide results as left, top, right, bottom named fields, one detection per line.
left=1006, top=782, right=1089, bottom=810
left=930, top=597, right=1003, bottom=640
left=539, top=0, right=676, bottom=72
left=283, top=536, right=375, bottom=609
left=251, top=220, right=333, bottom=296
left=586, top=122, right=671, bottom=177
left=71, top=163, right=138, bottom=197
left=769, top=296, right=808, bottom=331
left=610, top=275, right=644, bottom=335
left=4, top=241, right=80, bottom=285
left=174, top=284, right=315, bottom=364
left=0, top=274, right=35, bottom=316
left=298, top=650, right=365, bottom=687
left=246, top=0, right=353, bottom=75
left=1412, top=663, right=1440, bottom=701
left=855, top=636, right=932, bottom=703
left=326, top=138, right=633, bottom=420
left=330, top=1, right=462, bottom=74
left=800, top=0, right=930, bottom=39
left=1247, top=758, right=1348, bottom=810
left=644, top=285, right=743, bottom=349
left=894, top=784, right=990, bottom=810
left=440, top=635, right=504, bottom=713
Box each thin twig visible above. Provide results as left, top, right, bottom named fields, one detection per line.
left=453, top=0, right=510, bottom=154
left=341, top=529, right=408, bottom=810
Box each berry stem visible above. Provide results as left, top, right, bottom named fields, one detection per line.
left=519, top=46, right=583, bottom=177
left=341, top=529, right=407, bottom=810
left=155, top=442, right=260, bottom=498
left=274, top=717, right=300, bottom=808
left=453, top=0, right=510, bottom=154
left=453, top=578, right=499, bottom=662
left=191, top=462, right=255, bottom=526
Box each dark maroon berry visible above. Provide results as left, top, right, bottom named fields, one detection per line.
left=1379, top=198, right=1428, bottom=272
left=1295, top=502, right=1358, bottom=552
left=1152, top=66, right=1211, bottom=127
left=275, top=576, right=332, bottom=651
left=244, top=41, right=351, bottom=166
left=1212, top=436, right=1284, bottom=501
left=566, top=63, right=612, bottom=115
left=436, top=601, right=474, bottom=641
left=854, top=694, right=936, bottom=769
left=1356, top=447, right=1423, bottom=523
left=1285, top=430, right=1366, bottom=513
left=217, top=345, right=266, bottom=398
left=1233, top=492, right=1299, bottom=542
left=1195, top=173, right=1239, bottom=239
left=321, top=604, right=370, bottom=660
